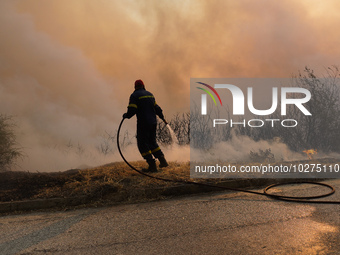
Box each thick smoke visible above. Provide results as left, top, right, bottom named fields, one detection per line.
left=1, top=1, right=340, bottom=171
left=0, top=1, right=120, bottom=171
left=15, top=0, right=340, bottom=108
left=191, top=134, right=306, bottom=164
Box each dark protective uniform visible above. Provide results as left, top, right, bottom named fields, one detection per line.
left=124, top=88, right=165, bottom=161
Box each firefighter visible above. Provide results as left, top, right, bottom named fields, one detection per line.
left=123, top=79, right=169, bottom=172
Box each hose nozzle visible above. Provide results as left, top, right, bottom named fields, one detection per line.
left=162, top=118, right=168, bottom=125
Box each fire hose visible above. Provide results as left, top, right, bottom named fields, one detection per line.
left=117, top=118, right=340, bottom=204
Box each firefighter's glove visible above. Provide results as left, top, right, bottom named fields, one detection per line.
left=122, top=113, right=128, bottom=119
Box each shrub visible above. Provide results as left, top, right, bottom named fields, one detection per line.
left=0, top=115, right=22, bottom=170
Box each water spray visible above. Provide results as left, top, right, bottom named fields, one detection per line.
left=117, top=117, right=340, bottom=204
left=159, top=118, right=179, bottom=145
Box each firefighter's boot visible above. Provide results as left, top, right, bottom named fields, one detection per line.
left=142, top=159, right=158, bottom=173
left=159, top=156, right=169, bottom=168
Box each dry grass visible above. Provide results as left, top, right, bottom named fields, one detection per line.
left=0, top=161, right=193, bottom=204
left=1, top=157, right=337, bottom=206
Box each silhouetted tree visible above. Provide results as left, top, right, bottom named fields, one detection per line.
left=0, top=115, right=22, bottom=170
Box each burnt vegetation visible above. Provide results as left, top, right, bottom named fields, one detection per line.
left=253, top=66, right=340, bottom=153
left=190, top=66, right=340, bottom=154
left=156, top=112, right=190, bottom=146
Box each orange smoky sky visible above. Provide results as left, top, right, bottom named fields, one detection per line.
left=1, top=0, right=340, bottom=170
left=14, top=0, right=340, bottom=109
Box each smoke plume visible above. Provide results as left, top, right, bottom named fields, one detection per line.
left=1, top=0, right=339, bottom=171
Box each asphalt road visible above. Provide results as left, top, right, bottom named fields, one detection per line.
left=1, top=179, right=340, bottom=255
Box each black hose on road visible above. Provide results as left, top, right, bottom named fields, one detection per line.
left=117, top=118, right=340, bottom=204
